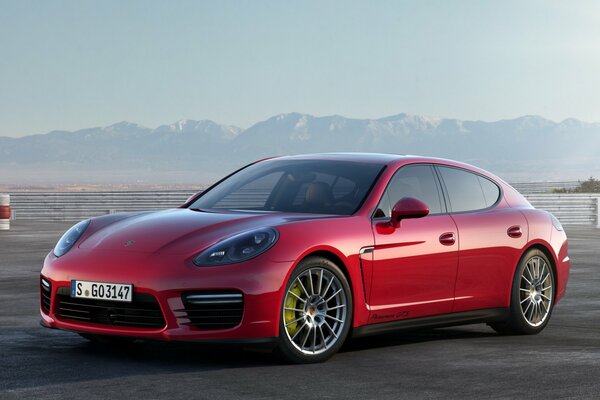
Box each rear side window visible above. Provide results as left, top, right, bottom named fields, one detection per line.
left=478, top=175, right=501, bottom=207
left=376, top=164, right=443, bottom=218
left=438, top=166, right=500, bottom=212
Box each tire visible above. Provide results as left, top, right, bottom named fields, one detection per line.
left=490, top=248, right=555, bottom=335
left=78, top=333, right=136, bottom=345
left=276, top=256, right=353, bottom=363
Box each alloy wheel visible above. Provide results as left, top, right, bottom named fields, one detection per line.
left=282, top=268, right=348, bottom=355
left=519, top=256, right=553, bottom=327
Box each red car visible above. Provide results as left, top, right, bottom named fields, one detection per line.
left=40, top=153, right=570, bottom=363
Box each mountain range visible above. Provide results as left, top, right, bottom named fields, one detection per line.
left=1, top=113, right=599, bottom=185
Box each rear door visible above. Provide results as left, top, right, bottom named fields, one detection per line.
left=436, top=166, right=528, bottom=312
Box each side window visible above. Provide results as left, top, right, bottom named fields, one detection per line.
left=376, top=165, right=443, bottom=218
left=438, top=167, right=499, bottom=212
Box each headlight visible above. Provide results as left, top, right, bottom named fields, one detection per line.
left=193, top=228, right=279, bottom=266
left=53, top=219, right=90, bottom=257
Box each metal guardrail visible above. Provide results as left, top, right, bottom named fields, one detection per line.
left=6, top=190, right=600, bottom=227
left=524, top=194, right=600, bottom=227
left=511, top=181, right=579, bottom=194
left=8, top=191, right=194, bottom=221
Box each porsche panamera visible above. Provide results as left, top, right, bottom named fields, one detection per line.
left=40, top=153, right=570, bottom=363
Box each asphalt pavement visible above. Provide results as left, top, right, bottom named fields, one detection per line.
left=1, top=221, right=599, bottom=399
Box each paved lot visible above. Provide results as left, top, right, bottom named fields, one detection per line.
left=1, top=221, right=599, bottom=399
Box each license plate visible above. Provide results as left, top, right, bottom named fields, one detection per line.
left=71, top=280, right=133, bottom=302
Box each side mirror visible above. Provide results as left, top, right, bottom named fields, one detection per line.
left=390, top=197, right=429, bottom=227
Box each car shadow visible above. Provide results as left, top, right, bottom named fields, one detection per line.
left=71, top=326, right=499, bottom=365
left=341, top=326, right=499, bottom=353
left=5, top=324, right=500, bottom=391
left=59, top=325, right=499, bottom=366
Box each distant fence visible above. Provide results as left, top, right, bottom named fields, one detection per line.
left=5, top=189, right=599, bottom=227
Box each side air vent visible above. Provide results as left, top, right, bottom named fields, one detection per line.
left=177, top=291, right=244, bottom=330
left=40, top=277, right=52, bottom=314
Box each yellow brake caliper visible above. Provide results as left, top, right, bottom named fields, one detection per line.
left=285, top=283, right=303, bottom=336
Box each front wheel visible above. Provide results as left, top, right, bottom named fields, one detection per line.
left=490, top=249, right=555, bottom=335
left=277, top=257, right=353, bottom=363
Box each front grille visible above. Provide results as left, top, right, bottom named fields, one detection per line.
left=178, top=291, right=244, bottom=329
left=56, top=287, right=166, bottom=329
left=40, top=277, right=51, bottom=314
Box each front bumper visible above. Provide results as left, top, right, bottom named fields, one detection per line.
left=40, top=250, right=292, bottom=341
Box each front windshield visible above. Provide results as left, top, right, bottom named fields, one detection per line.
left=190, top=159, right=385, bottom=215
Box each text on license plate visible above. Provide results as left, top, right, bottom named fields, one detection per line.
left=71, top=280, right=133, bottom=302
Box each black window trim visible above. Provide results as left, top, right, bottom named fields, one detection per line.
left=371, top=162, right=448, bottom=221
left=433, top=164, right=503, bottom=215
left=359, top=165, right=388, bottom=216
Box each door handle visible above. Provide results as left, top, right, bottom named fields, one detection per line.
left=439, top=232, right=456, bottom=246
left=507, top=225, right=522, bottom=238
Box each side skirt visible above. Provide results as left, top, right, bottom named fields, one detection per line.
left=352, top=308, right=509, bottom=338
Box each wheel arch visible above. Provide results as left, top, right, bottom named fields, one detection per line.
left=304, top=250, right=352, bottom=284
left=294, top=248, right=364, bottom=328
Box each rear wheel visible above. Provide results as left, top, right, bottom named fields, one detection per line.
left=277, top=257, right=352, bottom=363
left=490, top=248, right=555, bottom=335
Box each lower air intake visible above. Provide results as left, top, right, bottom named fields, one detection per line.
left=178, top=291, right=244, bottom=330
left=55, top=287, right=166, bottom=329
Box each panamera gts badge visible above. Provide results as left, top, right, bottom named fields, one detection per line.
left=124, top=240, right=136, bottom=247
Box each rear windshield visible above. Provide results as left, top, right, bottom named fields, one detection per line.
left=190, top=159, right=384, bottom=215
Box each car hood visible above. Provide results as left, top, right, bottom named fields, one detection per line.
left=78, top=208, right=329, bottom=255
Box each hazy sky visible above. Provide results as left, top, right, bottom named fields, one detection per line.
left=1, top=0, right=600, bottom=137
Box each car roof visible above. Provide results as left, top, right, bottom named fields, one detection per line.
left=269, top=153, right=501, bottom=181
left=274, top=152, right=466, bottom=167
left=276, top=152, right=409, bottom=164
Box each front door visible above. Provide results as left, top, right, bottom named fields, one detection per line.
left=368, top=164, right=458, bottom=323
